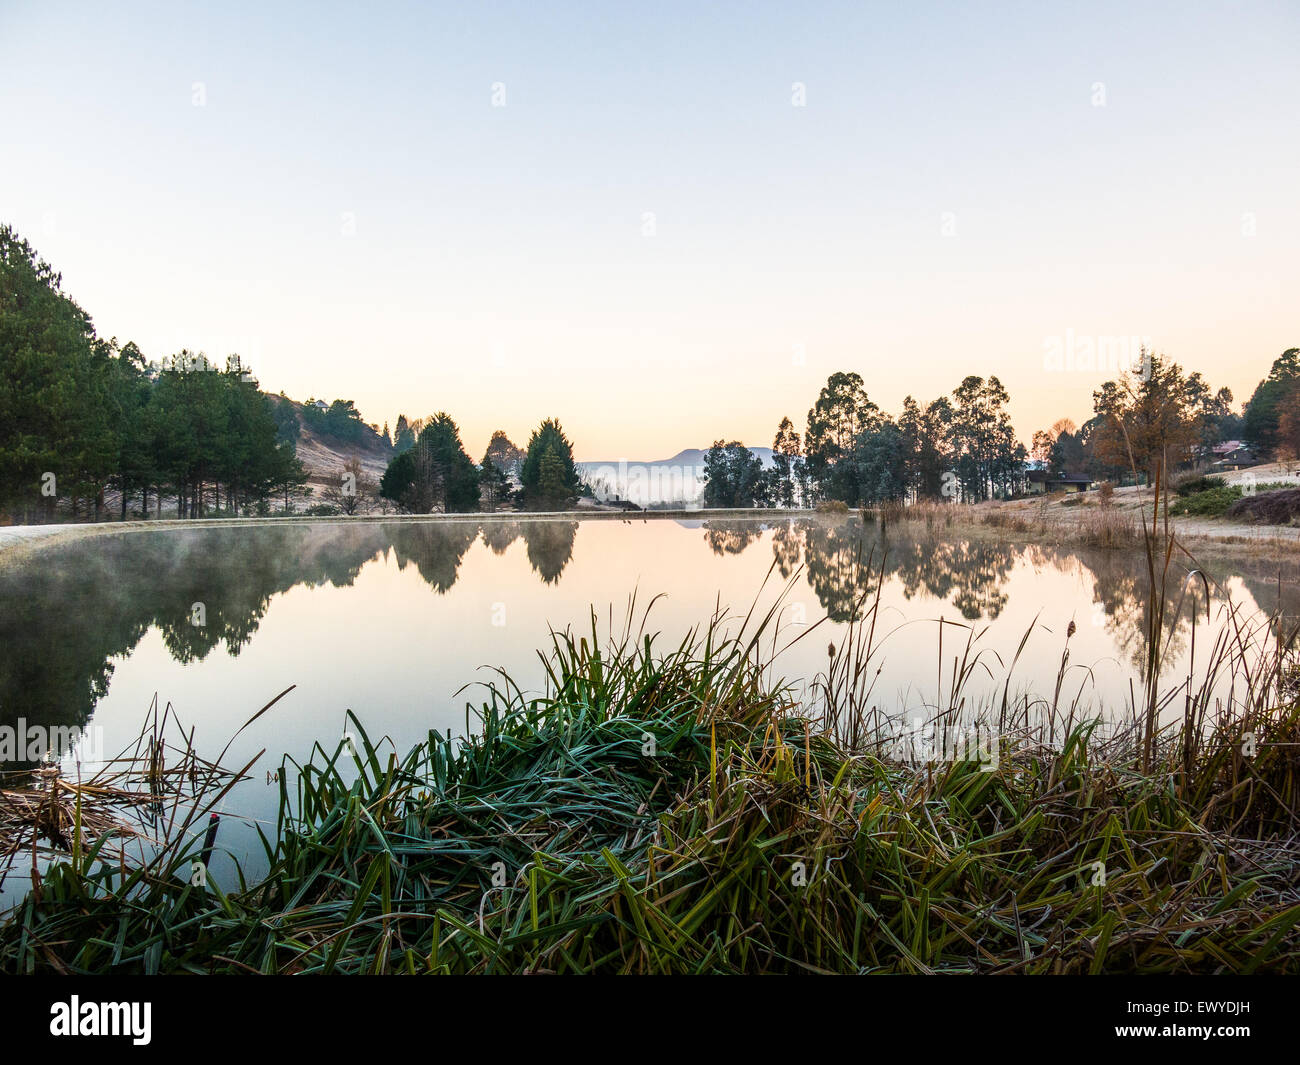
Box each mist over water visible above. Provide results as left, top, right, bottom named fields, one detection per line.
left=1, top=516, right=1294, bottom=884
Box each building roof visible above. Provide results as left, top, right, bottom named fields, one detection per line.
left=1028, top=470, right=1093, bottom=484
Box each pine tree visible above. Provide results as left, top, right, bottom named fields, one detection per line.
left=392, top=414, right=416, bottom=454
left=380, top=412, right=478, bottom=512
left=520, top=419, right=579, bottom=509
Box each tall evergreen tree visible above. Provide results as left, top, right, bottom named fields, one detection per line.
left=898, top=395, right=952, bottom=501
left=1243, top=348, right=1300, bottom=456
left=949, top=375, right=1022, bottom=501
left=850, top=418, right=908, bottom=503
left=483, top=430, right=525, bottom=476
left=478, top=457, right=510, bottom=512
left=520, top=418, right=580, bottom=509
left=0, top=225, right=117, bottom=518
left=392, top=414, right=416, bottom=454
left=380, top=412, right=478, bottom=513
left=272, top=395, right=301, bottom=445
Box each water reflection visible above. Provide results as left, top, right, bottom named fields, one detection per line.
left=772, top=521, right=801, bottom=579
left=0, top=519, right=581, bottom=756
left=891, top=540, right=1014, bottom=621
left=481, top=521, right=521, bottom=555
left=800, top=520, right=877, bottom=624
left=705, top=515, right=1296, bottom=666
left=524, top=521, right=578, bottom=584
left=1, top=517, right=1294, bottom=770
left=704, top=516, right=1017, bottom=623
left=703, top=521, right=764, bottom=556
left=388, top=522, right=481, bottom=593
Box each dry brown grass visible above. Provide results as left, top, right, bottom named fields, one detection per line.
left=0, top=694, right=267, bottom=879
left=860, top=498, right=1140, bottom=549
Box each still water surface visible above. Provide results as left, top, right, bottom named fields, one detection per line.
left=1, top=515, right=1294, bottom=886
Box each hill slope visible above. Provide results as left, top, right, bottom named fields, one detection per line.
left=280, top=398, right=394, bottom=490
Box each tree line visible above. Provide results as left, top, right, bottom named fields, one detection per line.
left=704, top=349, right=1296, bottom=510
left=0, top=226, right=306, bottom=521
left=0, top=225, right=595, bottom=522
left=377, top=415, right=588, bottom=513
left=7, top=222, right=1294, bottom=521
left=1030, top=350, right=1296, bottom=487
left=706, top=372, right=1027, bottom=508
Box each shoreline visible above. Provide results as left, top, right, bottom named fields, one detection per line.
left=0, top=508, right=812, bottom=563
left=3, top=501, right=1297, bottom=565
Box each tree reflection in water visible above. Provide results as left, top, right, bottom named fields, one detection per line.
left=481, top=521, right=522, bottom=555
left=524, top=521, right=578, bottom=585
left=701, top=517, right=1299, bottom=665
left=0, top=519, right=582, bottom=753
left=702, top=520, right=764, bottom=556
left=388, top=522, right=481, bottom=594
left=1, top=517, right=1292, bottom=772
left=709, top=517, right=1016, bottom=624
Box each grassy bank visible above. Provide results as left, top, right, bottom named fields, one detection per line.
left=3, top=573, right=1298, bottom=975
left=865, top=495, right=1300, bottom=555
left=867, top=497, right=1143, bottom=549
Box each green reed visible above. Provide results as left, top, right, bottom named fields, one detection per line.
left=2, top=557, right=1297, bottom=974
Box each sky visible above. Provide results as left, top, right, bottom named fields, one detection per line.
left=1, top=0, right=1296, bottom=460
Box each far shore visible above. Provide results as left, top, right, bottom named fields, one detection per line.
left=3, top=497, right=1297, bottom=565
left=0, top=507, right=809, bottom=562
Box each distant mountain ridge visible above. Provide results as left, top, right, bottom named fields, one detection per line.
left=578, top=446, right=775, bottom=469
left=576, top=445, right=775, bottom=506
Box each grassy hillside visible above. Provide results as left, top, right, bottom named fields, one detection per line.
left=279, top=397, right=393, bottom=493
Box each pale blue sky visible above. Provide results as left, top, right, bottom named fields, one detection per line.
left=2, top=1, right=1296, bottom=457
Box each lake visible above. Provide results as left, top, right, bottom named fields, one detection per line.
left=1, top=514, right=1295, bottom=888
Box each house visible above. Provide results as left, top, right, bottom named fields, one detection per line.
left=1027, top=470, right=1095, bottom=494
left=1211, top=442, right=1257, bottom=471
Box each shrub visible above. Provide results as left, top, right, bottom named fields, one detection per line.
left=1169, top=485, right=1242, bottom=517
left=1175, top=474, right=1226, bottom=498
left=1224, top=488, right=1300, bottom=525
